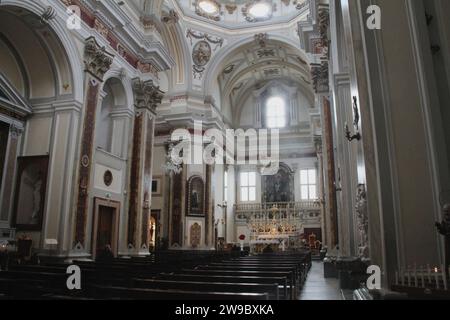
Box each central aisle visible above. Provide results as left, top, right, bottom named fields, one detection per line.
left=299, top=261, right=343, bottom=300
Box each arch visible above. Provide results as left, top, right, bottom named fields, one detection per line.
left=0, top=1, right=83, bottom=103
left=96, top=76, right=132, bottom=155
left=235, top=78, right=314, bottom=126
left=102, top=69, right=134, bottom=112
left=203, top=34, right=311, bottom=97
left=159, top=19, right=192, bottom=92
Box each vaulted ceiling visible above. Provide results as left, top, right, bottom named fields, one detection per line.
left=215, top=38, right=313, bottom=122
left=173, top=0, right=310, bottom=30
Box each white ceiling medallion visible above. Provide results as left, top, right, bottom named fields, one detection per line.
left=242, top=0, right=276, bottom=22
left=195, top=0, right=221, bottom=21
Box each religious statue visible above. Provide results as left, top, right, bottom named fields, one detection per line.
left=191, top=190, right=199, bottom=209
left=436, top=203, right=450, bottom=272
left=30, top=174, right=43, bottom=224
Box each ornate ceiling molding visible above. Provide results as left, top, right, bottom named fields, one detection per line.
left=186, top=29, right=224, bottom=80
left=59, top=0, right=174, bottom=73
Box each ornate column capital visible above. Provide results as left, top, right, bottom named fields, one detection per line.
left=161, top=10, right=179, bottom=25
left=132, top=78, right=164, bottom=112
left=84, top=36, right=114, bottom=81
left=9, top=123, right=24, bottom=138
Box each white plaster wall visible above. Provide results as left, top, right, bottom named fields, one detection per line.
left=23, top=116, right=52, bottom=156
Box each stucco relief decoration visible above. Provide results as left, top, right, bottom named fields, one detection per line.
left=137, top=61, right=160, bottom=79
left=222, top=64, right=235, bottom=75
left=187, top=29, right=224, bottom=80
left=293, top=0, right=308, bottom=10
left=192, top=41, right=212, bottom=67
left=225, top=4, right=238, bottom=14
left=242, top=1, right=277, bottom=23
left=132, top=78, right=164, bottom=112
left=195, top=0, right=222, bottom=21
left=355, top=184, right=369, bottom=260
left=161, top=10, right=179, bottom=24
left=186, top=29, right=224, bottom=50
left=94, top=18, right=109, bottom=38
left=40, top=6, right=57, bottom=24
left=255, top=33, right=268, bottom=48
left=309, top=4, right=329, bottom=93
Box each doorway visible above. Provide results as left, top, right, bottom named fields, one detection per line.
left=92, top=198, right=120, bottom=260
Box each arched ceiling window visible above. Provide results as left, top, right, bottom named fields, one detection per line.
left=266, top=96, right=286, bottom=128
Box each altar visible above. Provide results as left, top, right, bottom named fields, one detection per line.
left=250, top=234, right=299, bottom=254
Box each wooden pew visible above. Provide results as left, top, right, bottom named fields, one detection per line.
left=155, top=273, right=289, bottom=300
left=91, top=285, right=269, bottom=300
left=181, top=268, right=296, bottom=299
left=132, top=278, right=280, bottom=300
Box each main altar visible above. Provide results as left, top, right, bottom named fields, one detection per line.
left=246, top=203, right=306, bottom=253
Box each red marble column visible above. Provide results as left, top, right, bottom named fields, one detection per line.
left=205, top=164, right=212, bottom=247
left=74, top=37, right=113, bottom=248
left=170, top=170, right=183, bottom=247
left=127, top=78, right=163, bottom=251
left=323, top=97, right=339, bottom=247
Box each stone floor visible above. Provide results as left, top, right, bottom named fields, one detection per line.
left=298, top=261, right=343, bottom=300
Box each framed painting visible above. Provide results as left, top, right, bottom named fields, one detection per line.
left=186, top=175, right=204, bottom=216
left=13, top=155, right=49, bottom=231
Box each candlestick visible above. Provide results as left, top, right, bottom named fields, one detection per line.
left=435, top=267, right=440, bottom=290
left=407, top=266, right=411, bottom=286
left=442, top=264, right=447, bottom=291
left=401, top=269, right=405, bottom=286
left=427, top=264, right=432, bottom=284
left=421, top=266, right=425, bottom=288
left=414, top=264, right=418, bottom=287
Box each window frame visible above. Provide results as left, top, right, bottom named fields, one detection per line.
left=300, top=168, right=318, bottom=200
left=240, top=171, right=257, bottom=202
left=265, top=96, right=287, bottom=129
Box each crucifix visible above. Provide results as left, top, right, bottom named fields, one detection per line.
left=436, top=204, right=450, bottom=277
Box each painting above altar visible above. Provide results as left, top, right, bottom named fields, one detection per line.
left=262, top=163, right=294, bottom=203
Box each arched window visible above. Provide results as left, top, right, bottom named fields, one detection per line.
left=266, top=96, right=286, bottom=128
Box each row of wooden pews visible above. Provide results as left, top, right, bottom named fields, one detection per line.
left=0, top=250, right=311, bottom=300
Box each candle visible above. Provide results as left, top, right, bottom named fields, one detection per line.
left=395, top=271, right=399, bottom=285
left=427, top=264, right=432, bottom=284
left=435, top=267, right=440, bottom=290
left=421, top=266, right=425, bottom=288
left=442, top=264, right=447, bottom=291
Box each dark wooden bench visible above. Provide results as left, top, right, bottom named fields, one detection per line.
left=91, top=285, right=269, bottom=300
left=132, top=278, right=280, bottom=300
left=181, top=268, right=296, bottom=299
left=155, top=273, right=289, bottom=299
